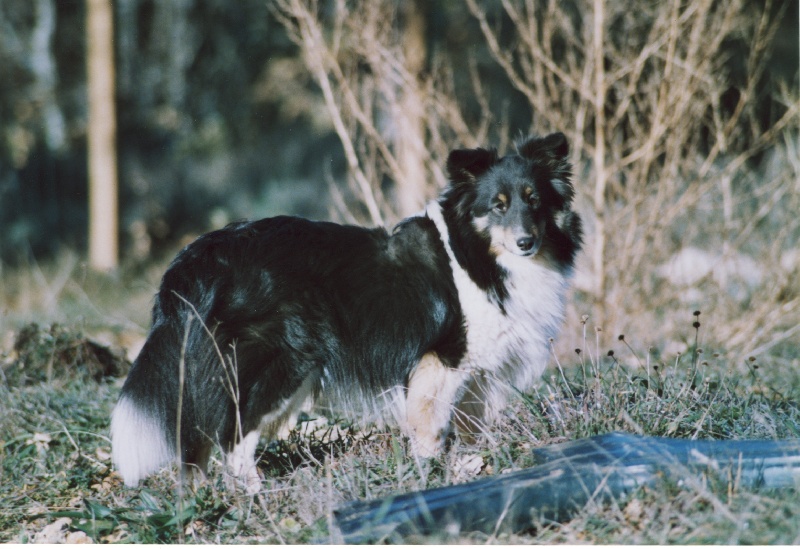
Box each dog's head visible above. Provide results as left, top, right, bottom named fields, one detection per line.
left=442, top=133, right=581, bottom=266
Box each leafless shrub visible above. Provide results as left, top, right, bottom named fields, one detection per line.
left=275, top=0, right=798, bottom=357
left=467, top=0, right=799, bottom=353
left=273, top=0, right=496, bottom=225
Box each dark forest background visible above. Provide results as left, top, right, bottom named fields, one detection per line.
left=0, top=1, right=529, bottom=263
left=1, top=0, right=796, bottom=263
left=0, top=0, right=798, bottom=354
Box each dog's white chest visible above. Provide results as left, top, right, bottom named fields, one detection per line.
left=457, top=254, right=566, bottom=386
left=426, top=202, right=568, bottom=390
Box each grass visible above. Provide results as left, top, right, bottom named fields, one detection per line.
left=1, top=266, right=800, bottom=543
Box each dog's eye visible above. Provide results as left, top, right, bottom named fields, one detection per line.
left=528, top=195, right=540, bottom=209
left=493, top=202, right=507, bottom=214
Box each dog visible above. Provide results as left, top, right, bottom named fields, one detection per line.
left=111, top=132, right=583, bottom=493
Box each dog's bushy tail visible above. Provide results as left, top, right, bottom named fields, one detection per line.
left=111, top=286, right=235, bottom=487
left=111, top=320, right=183, bottom=486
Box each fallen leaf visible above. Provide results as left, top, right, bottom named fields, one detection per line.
left=453, top=454, right=484, bottom=482
left=26, top=432, right=52, bottom=455
left=624, top=497, right=644, bottom=524
left=33, top=517, right=71, bottom=544
left=65, top=530, right=94, bottom=544
left=96, top=447, right=112, bottom=462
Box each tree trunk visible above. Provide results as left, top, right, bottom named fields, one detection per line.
left=591, top=0, right=607, bottom=328
left=86, top=0, right=118, bottom=271
left=393, top=0, right=427, bottom=217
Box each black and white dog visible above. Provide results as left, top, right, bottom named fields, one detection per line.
left=111, top=132, right=583, bottom=493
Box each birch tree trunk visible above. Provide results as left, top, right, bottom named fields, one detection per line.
left=591, top=0, right=607, bottom=327
left=86, top=0, right=118, bottom=271
left=393, top=0, right=428, bottom=217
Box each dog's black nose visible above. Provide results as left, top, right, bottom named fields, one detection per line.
left=516, top=237, right=535, bottom=252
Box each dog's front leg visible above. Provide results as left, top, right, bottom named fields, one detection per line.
left=406, top=353, right=469, bottom=458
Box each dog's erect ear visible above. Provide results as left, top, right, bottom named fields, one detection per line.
left=517, top=132, right=569, bottom=161
left=446, top=147, right=498, bottom=183
left=518, top=132, right=574, bottom=205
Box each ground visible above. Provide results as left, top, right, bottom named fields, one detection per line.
left=1, top=263, right=799, bottom=543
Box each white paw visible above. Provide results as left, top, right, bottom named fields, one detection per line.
left=241, top=467, right=263, bottom=495
left=227, top=431, right=262, bottom=495
left=411, top=430, right=445, bottom=458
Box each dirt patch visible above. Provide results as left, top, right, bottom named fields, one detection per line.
left=2, top=323, right=130, bottom=386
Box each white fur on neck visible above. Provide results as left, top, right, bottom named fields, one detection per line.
left=425, top=201, right=569, bottom=406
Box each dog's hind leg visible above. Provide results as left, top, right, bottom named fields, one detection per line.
left=224, top=372, right=319, bottom=494
left=452, top=376, right=490, bottom=444
left=406, top=353, right=470, bottom=458
left=226, top=431, right=262, bottom=495
left=181, top=443, right=213, bottom=490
